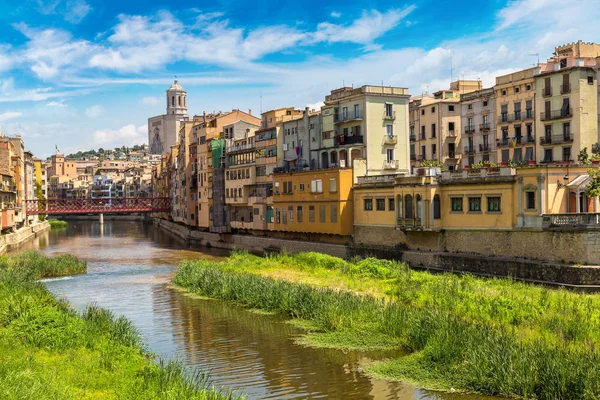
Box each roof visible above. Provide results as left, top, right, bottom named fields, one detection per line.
left=567, top=174, right=590, bottom=189
left=168, top=80, right=185, bottom=92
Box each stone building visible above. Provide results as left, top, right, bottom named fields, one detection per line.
left=148, top=80, right=188, bottom=155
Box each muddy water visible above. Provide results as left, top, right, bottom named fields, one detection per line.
left=22, top=220, right=502, bottom=400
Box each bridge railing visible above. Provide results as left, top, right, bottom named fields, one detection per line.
left=25, top=197, right=171, bottom=215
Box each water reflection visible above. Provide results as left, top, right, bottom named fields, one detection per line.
left=22, top=220, right=502, bottom=400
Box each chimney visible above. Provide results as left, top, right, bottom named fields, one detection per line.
left=248, top=109, right=252, bottom=115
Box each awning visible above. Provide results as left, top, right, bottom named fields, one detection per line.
left=567, top=174, right=590, bottom=189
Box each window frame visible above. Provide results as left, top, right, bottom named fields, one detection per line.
left=487, top=196, right=502, bottom=213
left=468, top=196, right=482, bottom=213
left=364, top=198, right=373, bottom=211
left=450, top=196, right=463, bottom=212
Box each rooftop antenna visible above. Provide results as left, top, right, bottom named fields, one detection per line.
left=528, top=53, right=540, bottom=66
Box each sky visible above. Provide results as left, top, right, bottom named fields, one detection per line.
left=0, top=0, right=598, bottom=158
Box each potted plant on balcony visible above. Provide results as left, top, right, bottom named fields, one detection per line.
left=592, top=154, right=600, bottom=166
left=528, top=160, right=537, bottom=166
left=500, top=162, right=509, bottom=167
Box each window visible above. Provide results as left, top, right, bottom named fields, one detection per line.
left=526, top=84, right=531, bottom=91
left=282, top=208, right=287, bottom=224
left=502, top=89, right=507, bottom=96
left=386, top=125, right=393, bottom=137
left=448, top=105, right=455, bottom=112
left=386, top=148, right=394, bottom=164
left=385, top=103, right=393, bottom=117
left=331, top=205, right=338, bottom=223
left=483, top=100, right=488, bottom=107
left=469, top=197, right=482, bottom=212
left=588, top=76, right=594, bottom=85
left=329, top=178, right=337, bottom=193
left=431, top=123, right=436, bottom=138
left=376, top=198, right=385, bottom=211
left=319, top=204, right=326, bottom=223
left=388, top=197, right=395, bottom=211
left=421, top=125, right=426, bottom=139
left=421, top=109, right=425, bottom=116
left=515, top=87, right=520, bottom=93
left=288, top=205, right=293, bottom=222
left=563, top=147, right=571, bottom=162
left=309, top=205, right=315, bottom=222
left=433, top=195, right=441, bottom=219
left=502, top=149, right=509, bottom=163
left=431, top=106, right=436, bottom=113
left=311, top=179, right=323, bottom=193
left=448, top=122, right=455, bottom=132
left=468, top=104, right=473, bottom=110
left=299, top=183, right=305, bottom=192
left=364, top=198, right=373, bottom=211
left=451, top=197, right=463, bottom=212
left=431, top=144, right=437, bottom=159
left=405, top=195, right=413, bottom=218
left=526, top=192, right=536, bottom=210
left=297, top=206, right=303, bottom=222
left=487, top=197, right=501, bottom=212
left=275, top=208, right=281, bottom=223
left=544, top=149, right=553, bottom=163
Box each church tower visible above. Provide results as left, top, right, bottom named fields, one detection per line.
left=166, top=80, right=187, bottom=116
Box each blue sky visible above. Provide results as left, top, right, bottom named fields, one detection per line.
left=0, top=0, right=598, bottom=158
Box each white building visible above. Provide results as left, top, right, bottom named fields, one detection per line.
left=148, top=80, right=188, bottom=155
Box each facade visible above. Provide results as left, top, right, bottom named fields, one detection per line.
left=494, top=68, right=538, bottom=164
left=272, top=168, right=354, bottom=237
left=320, top=85, right=411, bottom=175
left=410, top=81, right=482, bottom=171
left=148, top=80, right=189, bottom=155
left=460, top=88, right=496, bottom=166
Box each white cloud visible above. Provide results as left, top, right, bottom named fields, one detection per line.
left=141, top=96, right=160, bottom=105
left=330, top=11, right=341, bottom=18
left=306, top=101, right=324, bottom=111
left=93, top=124, right=147, bottom=147
left=84, top=105, right=104, bottom=118
left=65, top=0, right=91, bottom=24
left=46, top=100, right=67, bottom=107
left=0, top=112, right=22, bottom=122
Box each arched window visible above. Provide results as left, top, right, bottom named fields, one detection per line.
left=405, top=195, right=413, bottom=219
left=178, top=96, right=181, bottom=106
left=171, top=96, right=175, bottom=107
left=416, top=195, right=422, bottom=220
left=184, top=96, right=186, bottom=107
left=433, top=195, right=441, bottom=219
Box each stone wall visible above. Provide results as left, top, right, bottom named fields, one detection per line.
left=153, top=218, right=348, bottom=259
left=0, top=220, right=50, bottom=253
left=353, top=224, right=600, bottom=265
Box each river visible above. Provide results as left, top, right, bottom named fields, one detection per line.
left=18, top=220, right=502, bottom=400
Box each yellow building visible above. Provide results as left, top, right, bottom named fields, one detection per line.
left=272, top=168, right=354, bottom=237
left=353, top=165, right=595, bottom=235
left=410, top=80, right=482, bottom=171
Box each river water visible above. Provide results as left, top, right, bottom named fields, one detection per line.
left=18, top=220, right=501, bottom=400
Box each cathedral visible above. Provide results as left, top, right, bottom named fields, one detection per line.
left=147, top=80, right=188, bottom=155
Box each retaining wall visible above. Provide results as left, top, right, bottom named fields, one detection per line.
left=0, top=221, right=51, bottom=254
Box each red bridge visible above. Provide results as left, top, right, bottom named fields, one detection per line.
left=25, top=197, right=171, bottom=215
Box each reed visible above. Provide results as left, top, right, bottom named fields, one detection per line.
left=174, top=251, right=600, bottom=399
left=0, top=252, right=241, bottom=400
left=48, top=219, right=68, bottom=229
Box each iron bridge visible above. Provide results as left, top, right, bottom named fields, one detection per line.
left=25, top=197, right=171, bottom=215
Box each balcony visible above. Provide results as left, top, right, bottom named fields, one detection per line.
left=409, top=134, right=416, bottom=142
left=561, top=83, right=571, bottom=94
left=543, top=87, right=552, bottom=97
left=541, top=108, right=572, bottom=121
left=383, top=111, right=396, bottom=120
left=479, top=123, right=490, bottom=132
left=464, top=127, right=475, bottom=135
left=410, top=154, right=417, bottom=161
left=335, top=134, right=364, bottom=145
left=540, top=135, right=573, bottom=145
left=542, top=213, right=600, bottom=229
left=383, top=160, right=398, bottom=170
left=479, top=144, right=493, bottom=153
left=334, top=111, right=362, bottom=124
left=463, top=146, right=476, bottom=155
left=497, top=138, right=511, bottom=147
left=498, top=113, right=524, bottom=123
left=526, top=135, right=536, bottom=144
left=383, top=135, right=397, bottom=145
left=445, top=152, right=458, bottom=159
left=447, top=130, right=457, bottom=138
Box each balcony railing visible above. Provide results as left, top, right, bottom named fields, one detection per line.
left=445, top=152, right=458, bottom=159
left=410, top=154, right=417, bottom=161
left=561, top=83, right=571, bottom=94
left=383, top=111, right=396, bottom=120
left=409, top=134, right=416, bottom=142
left=384, top=135, right=397, bottom=145
left=334, top=111, right=362, bottom=123
left=447, top=130, right=457, bottom=137
left=479, top=144, right=493, bottom=152
left=335, top=134, right=364, bottom=145
left=479, top=123, right=490, bottom=132
left=463, top=146, right=476, bottom=155
left=464, top=127, right=475, bottom=135
left=542, top=213, right=600, bottom=229
left=541, top=108, right=572, bottom=121
left=498, top=113, right=524, bottom=123
left=497, top=138, right=511, bottom=147
left=543, top=87, right=552, bottom=97
left=540, top=135, right=573, bottom=145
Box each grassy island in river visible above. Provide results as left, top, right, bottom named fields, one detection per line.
left=174, top=250, right=600, bottom=400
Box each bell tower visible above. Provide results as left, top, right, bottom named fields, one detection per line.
left=166, top=80, right=187, bottom=116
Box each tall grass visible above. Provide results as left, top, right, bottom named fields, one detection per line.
left=174, top=251, right=600, bottom=399
left=0, top=252, right=241, bottom=400
left=48, top=219, right=68, bottom=229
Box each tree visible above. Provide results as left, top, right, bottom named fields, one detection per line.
left=578, top=147, right=590, bottom=165
left=585, top=168, right=600, bottom=199
left=98, top=148, right=105, bottom=154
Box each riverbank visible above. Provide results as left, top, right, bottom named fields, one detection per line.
left=0, top=220, right=50, bottom=254
left=0, top=251, right=241, bottom=400
left=174, top=251, right=600, bottom=399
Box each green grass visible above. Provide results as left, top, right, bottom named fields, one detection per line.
left=0, top=252, right=241, bottom=400
left=48, top=219, right=68, bottom=229
left=173, top=250, right=600, bottom=399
